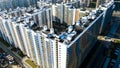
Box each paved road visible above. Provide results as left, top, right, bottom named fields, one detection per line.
left=0, top=42, right=25, bottom=68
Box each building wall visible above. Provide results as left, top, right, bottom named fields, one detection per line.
left=100, top=3, right=115, bottom=34
left=58, top=42, right=67, bottom=68
left=67, top=8, right=76, bottom=25
left=66, top=13, right=103, bottom=68
left=41, top=33, right=50, bottom=68
left=52, top=4, right=64, bottom=23
left=52, top=3, right=80, bottom=25
left=0, top=18, right=12, bottom=44
left=75, top=9, right=80, bottom=22
left=16, top=24, right=27, bottom=54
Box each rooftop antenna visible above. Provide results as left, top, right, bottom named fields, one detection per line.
left=50, top=28, right=54, bottom=34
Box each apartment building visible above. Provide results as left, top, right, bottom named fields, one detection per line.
left=0, top=0, right=114, bottom=68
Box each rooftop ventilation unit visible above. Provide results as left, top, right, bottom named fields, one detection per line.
left=25, top=18, right=29, bottom=23
left=13, top=17, right=17, bottom=21
left=50, top=28, right=54, bottom=34
left=81, top=16, right=89, bottom=23
left=43, top=25, right=48, bottom=31
left=70, top=31, right=77, bottom=36
left=23, top=14, right=27, bottom=17
left=2, top=13, right=6, bottom=17
left=67, top=35, right=72, bottom=41
left=9, top=8, right=12, bottom=12
left=89, top=12, right=95, bottom=16
left=34, top=9, right=38, bottom=12
left=27, top=6, right=32, bottom=12
left=81, top=25, right=84, bottom=28
left=59, top=32, right=67, bottom=40
left=76, top=21, right=81, bottom=26
left=88, top=12, right=96, bottom=20
left=21, top=8, right=26, bottom=14
left=17, top=17, right=21, bottom=22
left=91, top=15, right=96, bottom=20
left=30, top=21, right=35, bottom=27
left=16, top=7, right=20, bottom=10
left=9, top=15, right=12, bottom=19
left=68, top=25, right=73, bottom=33
left=67, top=31, right=77, bottom=41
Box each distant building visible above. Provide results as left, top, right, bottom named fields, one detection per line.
left=0, top=0, right=37, bottom=10
left=52, top=3, right=64, bottom=23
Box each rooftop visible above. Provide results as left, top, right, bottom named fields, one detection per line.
left=43, top=7, right=104, bottom=44
left=0, top=1, right=114, bottom=45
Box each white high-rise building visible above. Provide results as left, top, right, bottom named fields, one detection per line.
left=0, top=1, right=114, bottom=68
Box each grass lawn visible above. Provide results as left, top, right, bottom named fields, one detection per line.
left=25, top=59, right=37, bottom=68
left=114, top=40, right=120, bottom=44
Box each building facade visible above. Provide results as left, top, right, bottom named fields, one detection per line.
left=0, top=1, right=114, bottom=68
